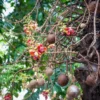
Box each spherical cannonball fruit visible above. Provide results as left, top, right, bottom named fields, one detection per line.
left=88, top=1, right=100, bottom=13
left=45, top=67, right=53, bottom=76
left=91, top=64, right=97, bottom=72
left=27, top=80, right=37, bottom=90
left=57, top=74, right=69, bottom=86
left=66, top=94, right=73, bottom=100
left=79, top=23, right=86, bottom=28
left=85, top=74, right=96, bottom=86
left=32, top=89, right=35, bottom=93
left=37, top=78, right=45, bottom=86
left=47, top=34, right=55, bottom=44
left=67, top=85, right=80, bottom=99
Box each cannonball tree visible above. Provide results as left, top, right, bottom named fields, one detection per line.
left=0, top=0, right=100, bottom=100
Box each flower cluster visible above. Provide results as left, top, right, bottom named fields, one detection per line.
left=29, top=43, right=47, bottom=60
left=4, top=93, right=12, bottom=100
left=23, top=21, right=55, bottom=60
left=23, top=20, right=47, bottom=60
left=23, top=21, right=38, bottom=35
left=63, top=27, right=76, bottom=36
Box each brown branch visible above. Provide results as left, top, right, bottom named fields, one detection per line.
left=88, top=0, right=99, bottom=54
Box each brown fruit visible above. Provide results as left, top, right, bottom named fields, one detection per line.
left=66, top=94, right=73, bottom=100
left=57, top=74, right=69, bottom=86
left=47, top=34, right=55, bottom=44
left=45, top=67, right=53, bottom=76
left=32, top=89, right=35, bottom=93
left=67, top=85, right=80, bottom=99
left=88, top=1, right=100, bottom=13
left=37, top=78, right=45, bottom=86
left=85, top=74, right=96, bottom=86
left=27, top=80, right=37, bottom=90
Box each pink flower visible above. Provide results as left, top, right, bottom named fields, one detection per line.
left=33, top=52, right=41, bottom=60
left=42, top=91, right=49, bottom=100
left=37, top=44, right=47, bottom=54
left=4, top=93, right=12, bottom=100
left=64, top=27, right=76, bottom=36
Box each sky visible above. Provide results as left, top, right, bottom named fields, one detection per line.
left=1, top=1, right=51, bottom=100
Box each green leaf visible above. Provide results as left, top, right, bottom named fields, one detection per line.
left=60, top=0, right=70, bottom=3
left=53, top=84, right=62, bottom=93
left=38, top=12, right=43, bottom=21
left=0, top=51, right=4, bottom=58
left=13, top=90, right=19, bottom=97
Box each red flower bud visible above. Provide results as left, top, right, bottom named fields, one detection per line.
left=27, top=39, right=33, bottom=46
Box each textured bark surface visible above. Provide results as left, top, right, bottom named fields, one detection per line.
left=74, top=66, right=100, bottom=100
left=74, top=1, right=100, bottom=98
